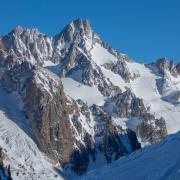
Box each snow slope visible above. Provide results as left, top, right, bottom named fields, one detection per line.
left=61, top=41, right=180, bottom=135
left=62, top=77, right=105, bottom=106
left=82, top=131, right=180, bottom=180
left=0, top=83, right=63, bottom=180
left=128, top=62, right=180, bottom=134
left=91, top=43, right=118, bottom=66
left=101, top=67, right=128, bottom=92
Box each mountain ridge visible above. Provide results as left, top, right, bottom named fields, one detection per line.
left=0, top=18, right=179, bottom=179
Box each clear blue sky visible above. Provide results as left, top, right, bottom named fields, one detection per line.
left=0, top=0, right=179, bottom=63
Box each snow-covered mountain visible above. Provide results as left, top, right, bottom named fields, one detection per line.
left=0, top=18, right=180, bottom=179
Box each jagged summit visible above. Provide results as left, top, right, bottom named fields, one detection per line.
left=58, top=18, right=93, bottom=39
left=6, top=18, right=92, bottom=38
left=0, top=18, right=130, bottom=69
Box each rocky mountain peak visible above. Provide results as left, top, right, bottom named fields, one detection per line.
left=53, top=18, right=93, bottom=53
left=156, top=57, right=179, bottom=77
left=1, top=26, right=53, bottom=65
left=64, top=18, right=92, bottom=39
left=7, top=26, right=42, bottom=39
left=156, top=58, right=173, bottom=72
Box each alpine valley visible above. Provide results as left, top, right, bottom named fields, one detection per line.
left=0, top=18, right=180, bottom=180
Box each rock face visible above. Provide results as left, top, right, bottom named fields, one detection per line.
left=54, top=18, right=92, bottom=47
left=0, top=38, right=4, bottom=50
left=1, top=61, right=75, bottom=165
left=0, top=18, right=171, bottom=176
left=101, top=89, right=167, bottom=144
left=156, top=58, right=178, bottom=77
left=151, top=58, right=180, bottom=104
left=103, top=61, right=137, bottom=82
left=137, top=115, right=167, bottom=144
left=91, top=104, right=141, bottom=164
left=2, top=27, right=53, bottom=65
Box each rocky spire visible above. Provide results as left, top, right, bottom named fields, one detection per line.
left=53, top=18, right=93, bottom=47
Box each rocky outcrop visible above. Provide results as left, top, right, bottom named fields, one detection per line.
left=2, top=27, right=53, bottom=65
left=103, top=61, right=136, bottom=82
left=153, top=59, right=180, bottom=101
left=105, top=59, right=139, bottom=82
left=156, top=58, right=179, bottom=77
left=103, top=89, right=167, bottom=144
left=137, top=115, right=167, bottom=144
left=1, top=61, right=75, bottom=165
left=0, top=38, right=4, bottom=50
left=104, top=89, right=146, bottom=117
left=176, top=63, right=180, bottom=74
left=54, top=18, right=92, bottom=46
left=91, top=104, right=141, bottom=164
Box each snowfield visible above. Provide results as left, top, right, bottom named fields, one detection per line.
left=101, top=66, right=128, bottom=92
left=91, top=43, right=118, bottom=66
left=128, top=62, right=180, bottom=134
left=82, top=131, right=180, bottom=180
left=62, top=77, right=105, bottom=106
